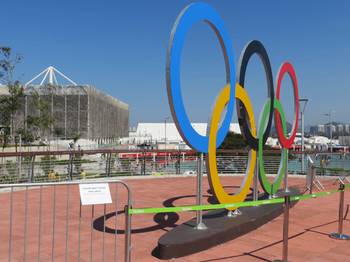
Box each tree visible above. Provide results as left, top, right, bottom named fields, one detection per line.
left=217, top=131, right=279, bottom=155
left=52, top=128, right=65, bottom=139
left=26, top=83, right=59, bottom=138
left=0, top=47, right=26, bottom=149
left=16, top=127, right=34, bottom=144
left=72, top=133, right=82, bottom=143
left=218, top=132, right=247, bottom=151
left=70, top=133, right=82, bottom=150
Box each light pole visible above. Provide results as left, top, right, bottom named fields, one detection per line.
left=300, top=98, right=310, bottom=173
left=325, top=110, right=336, bottom=152
left=164, top=117, right=170, bottom=165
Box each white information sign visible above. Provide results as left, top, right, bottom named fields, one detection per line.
left=79, top=183, right=112, bottom=205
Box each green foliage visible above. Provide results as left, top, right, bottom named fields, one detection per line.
left=4, top=160, right=17, bottom=177
left=26, top=83, right=58, bottom=137
left=120, top=157, right=131, bottom=170
left=71, top=134, right=82, bottom=143
left=217, top=132, right=248, bottom=156
left=16, top=127, right=34, bottom=143
left=0, top=47, right=23, bottom=83
left=52, top=128, right=65, bottom=137
left=0, top=47, right=26, bottom=148
left=217, top=131, right=292, bottom=157
left=218, top=132, right=247, bottom=150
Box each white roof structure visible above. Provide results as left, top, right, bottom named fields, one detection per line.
left=26, top=66, right=77, bottom=86
left=308, top=136, right=339, bottom=145
left=131, top=123, right=241, bottom=142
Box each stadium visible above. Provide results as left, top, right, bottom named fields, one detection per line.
left=0, top=66, right=129, bottom=142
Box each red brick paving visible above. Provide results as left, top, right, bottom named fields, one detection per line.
left=0, top=175, right=349, bottom=261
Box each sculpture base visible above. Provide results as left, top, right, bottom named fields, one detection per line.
left=155, top=188, right=300, bottom=260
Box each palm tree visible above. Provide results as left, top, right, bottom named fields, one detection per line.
left=71, top=134, right=82, bottom=149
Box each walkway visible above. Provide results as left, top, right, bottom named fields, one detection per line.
left=0, top=175, right=349, bottom=261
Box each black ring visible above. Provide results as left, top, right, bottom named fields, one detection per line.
left=236, top=40, right=274, bottom=151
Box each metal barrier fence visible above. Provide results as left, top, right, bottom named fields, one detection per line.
left=302, top=152, right=350, bottom=189
left=0, top=179, right=133, bottom=262
left=129, top=184, right=350, bottom=261
left=0, top=150, right=300, bottom=184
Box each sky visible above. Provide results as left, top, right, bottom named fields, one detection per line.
left=2, top=0, right=350, bottom=131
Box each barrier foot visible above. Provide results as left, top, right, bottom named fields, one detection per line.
left=300, top=185, right=311, bottom=195
left=312, top=181, right=321, bottom=191
left=316, top=180, right=324, bottom=189
left=342, top=176, right=350, bottom=183
left=269, top=193, right=278, bottom=199
left=329, top=233, right=350, bottom=240
left=283, top=188, right=290, bottom=193
left=194, top=223, right=207, bottom=230
left=333, top=177, right=344, bottom=185
left=227, top=209, right=242, bottom=217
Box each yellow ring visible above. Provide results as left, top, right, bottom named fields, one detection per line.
left=207, top=84, right=256, bottom=210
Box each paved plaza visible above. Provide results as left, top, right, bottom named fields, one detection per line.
left=0, top=175, right=349, bottom=261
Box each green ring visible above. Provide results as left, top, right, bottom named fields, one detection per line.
left=259, top=98, right=287, bottom=194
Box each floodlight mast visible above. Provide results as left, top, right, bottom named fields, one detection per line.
left=325, top=110, right=336, bottom=152
left=25, top=66, right=77, bottom=86
left=299, top=98, right=310, bottom=173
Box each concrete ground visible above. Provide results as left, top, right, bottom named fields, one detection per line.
left=0, top=175, right=349, bottom=261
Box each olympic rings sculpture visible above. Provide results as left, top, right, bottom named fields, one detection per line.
left=166, top=3, right=299, bottom=210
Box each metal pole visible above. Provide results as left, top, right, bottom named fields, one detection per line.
left=106, top=152, right=111, bottom=177
left=282, top=196, right=290, bottom=261
left=301, top=111, right=305, bottom=172
left=273, top=196, right=291, bottom=262
left=330, top=111, right=333, bottom=152
left=19, top=134, right=22, bottom=179
left=253, top=150, right=259, bottom=202
left=30, top=155, right=35, bottom=183
left=124, top=204, right=133, bottom=262
left=65, top=185, right=70, bottom=262
left=114, top=184, right=118, bottom=262
left=195, top=153, right=206, bottom=229
left=330, top=184, right=350, bottom=240
left=24, top=188, right=28, bottom=260
left=38, top=186, right=42, bottom=261
left=299, top=98, right=309, bottom=173
left=325, top=110, right=335, bottom=152
left=78, top=200, right=82, bottom=262
left=310, top=165, right=314, bottom=195
left=163, top=117, right=170, bottom=166
left=284, top=149, right=290, bottom=192
left=52, top=186, right=56, bottom=261
left=9, top=188, right=13, bottom=261
left=143, top=151, right=146, bottom=176
left=91, top=205, right=94, bottom=262
left=165, top=120, right=166, bottom=165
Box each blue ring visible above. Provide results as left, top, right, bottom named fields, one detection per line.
left=166, top=3, right=235, bottom=153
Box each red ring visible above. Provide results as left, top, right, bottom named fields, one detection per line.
left=275, top=62, right=299, bottom=149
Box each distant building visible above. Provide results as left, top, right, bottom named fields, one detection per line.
left=337, top=125, right=343, bottom=132
left=310, top=125, right=325, bottom=133
left=0, top=66, right=129, bottom=140
left=122, top=123, right=241, bottom=149
left=325, top=125, right=336, bottom=133
left=0, top=84, right=129, bottom=140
